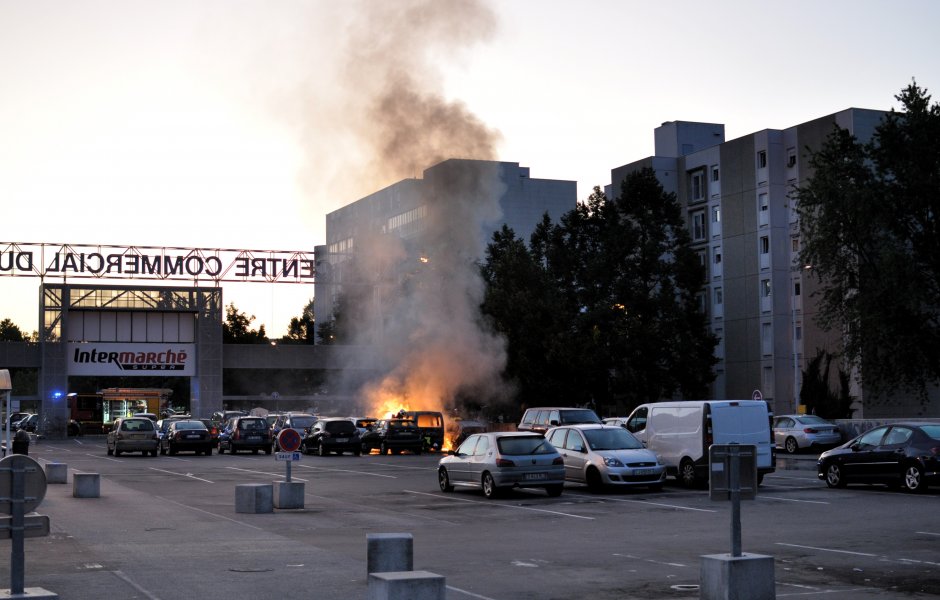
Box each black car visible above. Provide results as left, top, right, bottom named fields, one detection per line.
left=302, top=418, right=361, bottom=456
left=360, top=418, right=422, bottom=455
left=160, top=420, right=213, bottom=456
left=271, top=413, right=319, bottom=451
left=218, top=416, right=272, bottom=455
left=817, top=422, right=940, bottom=492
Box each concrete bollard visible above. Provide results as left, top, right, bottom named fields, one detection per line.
left=367, top=533, right=413, bottom=575
left=45, top=463, right=68, bottom=484
left=72, top=473, right=100, bottom=498
left=700, top=553, right=775, bottom=600
left=235, top=483, right=273, bottom=514
left=367, top=571, right=445, bottom=600
left=273, top=481, right=304, bottom=509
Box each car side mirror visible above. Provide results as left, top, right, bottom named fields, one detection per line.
left=850, top=442, right=861, bottom=451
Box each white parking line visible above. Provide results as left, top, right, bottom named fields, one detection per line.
left=446, top=585, right=500, bottom=600
left=759, top=495, right=829, bottom=505
left=776, top=542, right=940, bottom=567
left=148, top=467, right=214, bottom=484
left=405, top=490, right=594, bottom=520
left=777, top=586, right=871, bottom=597
left=225, top=466, right=308, bottom=482
left=87, top=453, right=121, bottom=463
left=154, top=495, right=265, bottom=531
left=112, top=570, right=162, bottom=600
left=917, top=531, right=940, bottom=536
left=613, top=552, right=688, bottom=568
left=565, top=492, right=717, bottom=513
left=294, top=463, right=397, bottom=478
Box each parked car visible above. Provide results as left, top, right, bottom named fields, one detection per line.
left=156, top=415, right=192, bottom=445
left=398, top=410, right=445, bottom=452
left=211, top=410, right=247, bottom=428
left=133, top=412, right=159, bottom=422
left=12, top=414, right=39, bottom=433
left=773, top=414, right=842, bottom=454
left=6, top=412, right=30, bottom=430
left=545, top=424, right=666, bottom=491
left=348, top=417, right=377, bottom=437
left=446, top=419, right=487, bottom=448
left=160, top=420, right=213, bottom=456
left=360, top=418, right=423, bottom=455
left=271, top=413, right=319, bottom=451
left=817, top=422, right=940, bottom=492
left=602, top=417, right=628, bottom=428
left=517, top=407, right=602, bottom=435
left=302, top=418, right=361, bottom=456
left=219, top=416, right=273, bottom=455
left=437, top=432, right=565, bottom=498
left=198, top=418, right=221, bottom=448
left=107, top=417, right=159, bottom=457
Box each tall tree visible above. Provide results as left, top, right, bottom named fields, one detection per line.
left=221, top=303, right=268, bottom=343
left=482, top=171, right=717, bottom=413
left=0, top=318, right=28, bottom=342
left=797, top=81, right=940, bottom=397
left=284, top=297, right=316, bottom=344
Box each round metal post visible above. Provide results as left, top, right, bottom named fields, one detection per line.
left=729, top=445, right=742, bottom=557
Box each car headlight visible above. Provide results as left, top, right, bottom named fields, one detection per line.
left=603, top=456, right=624, bottom=467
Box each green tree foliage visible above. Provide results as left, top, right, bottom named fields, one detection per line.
left=797, top=81, right=940, bottom=397
left=0, top=318, right=28, bottom=341
left=221, top=302, right=268, bottom=344
left=284, top=297, right=316, bottom=344
left=482, top=170, right=718, bottom=413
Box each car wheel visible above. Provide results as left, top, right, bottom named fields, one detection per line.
left=902, top=463, right=926, bottom=493
left=679, top=458, right=698, bottom=488
left=151, top=449, right=158, bottom=457
left=380, top=442, right=389, bottom=455
left=160, top=444, right=167, bottom=456
left=785, top=437, right=799, bottom=454
left=354, top=449, right=361, bottom=457
left=114, top=448, right=122, bottom=457
left=252, top=449, right=258, bottom=455
left=546, top=484, right=564, bottom=497
left=264, top=447, right=271, bottom=455
left=586, top=467, right=604, bottom=492
left=319, top=444, right=328, bottom=457
left=218, top=445, right=225, bottom=454
left=106, top=446, right=113, bottom=456
left=205, top=447, right=212, bottom=456
left=414, top=447, right=422, bottom=455
left=438, top=467, right=454, bottom=492
left=482, top=472, right=499, bottom=498
left=168, top=445, right=177, bottom=456
left=231, top=447, right=238, bottom=455
left=825, top=463, right=846, bottom=488
left=757, top=473, right=764, bottom=486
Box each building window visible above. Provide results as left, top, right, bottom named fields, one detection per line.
left=695, top=292, right=706, bottom=313
left=791, top=237, right=799, bottom=253
left=761, top=279, right=771, bottom=298
left=760, top=236, right=770, bottom=254
left=757, top=150, right=767, bottom=169
left=759, top=193, right=769, bottom=212
left=691, top=210, right=706, bottom=241
left=714, top=287, right=723, bottom=305
left=713, top=247, right=722, bottom=264
left=795, top=324, right=802, bottom=341
left=711, top=204, right=721, bottom=224
left=787, top=147, right=796, bottom=168
left=761, top=322, right=772, bottom=355
left=711, top=165, right=720, bottom=182
left=691, top=170, right=705, bottom=202
left=794, top=281, right=801, bottom=296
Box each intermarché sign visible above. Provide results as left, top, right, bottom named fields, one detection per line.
left=0, top=242, right=316, bottom=284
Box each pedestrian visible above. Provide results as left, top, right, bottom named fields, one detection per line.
left=12, top=428, right=29, bottom=455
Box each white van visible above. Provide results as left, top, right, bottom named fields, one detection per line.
left=624, top=400, right=775, bottom=487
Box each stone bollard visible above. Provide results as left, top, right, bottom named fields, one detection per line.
left=273, top=481, right=304, bottom=509
left=700, top=553, right=775, bottom=600
left=367, top=533, right=413, bottom=575
left=367, top=571, right=445, bottom=600
left=45, top=463, right=68, bottom=484
left=73, top=473, right=100, bottom=498
left=235, top=483, right=273, bottom=514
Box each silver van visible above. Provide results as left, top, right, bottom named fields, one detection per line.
left=625, top=400, right=775, bottom=487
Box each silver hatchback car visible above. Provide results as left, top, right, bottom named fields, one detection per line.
left=773, top=414, right=842, bottom=454
left=438, top=432, right=565, bottom=498
left=546, top=424, right=665, bottom=491
left=107, top=417, right=159, bottom=457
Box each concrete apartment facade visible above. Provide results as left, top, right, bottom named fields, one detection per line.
left=610, top=109, right=897, bottom=417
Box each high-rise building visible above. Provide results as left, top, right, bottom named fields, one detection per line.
left=609, top=110, right=888, bottom=416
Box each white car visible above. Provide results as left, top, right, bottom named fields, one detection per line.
left=773, top=414, right=842, bottom=454
left=546, top=424, right=665, bottom=491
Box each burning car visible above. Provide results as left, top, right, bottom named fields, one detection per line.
left=360, top=418, right=423, bottom=455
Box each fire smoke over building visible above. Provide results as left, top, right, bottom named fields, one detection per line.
left=318, top=0, right=515, bottom=425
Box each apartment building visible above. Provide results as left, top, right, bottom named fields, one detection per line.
left=609, top=111, right=886, bottom=416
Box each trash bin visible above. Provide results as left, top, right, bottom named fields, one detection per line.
left=12, top=429, right=29, bottom=455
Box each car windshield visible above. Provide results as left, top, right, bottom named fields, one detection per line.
left=174, top=421, right=206, bottom=430
left=238, top=419, right=267, bottom=430
left=497, top=435, right=555, bottom=455
left=558, top=410, right=602, bottom=424
left=289, top=416, right=317, bottom=429
left=121, top=419, right=154, bottom=431
left=583, top=428, right=644, bottom=450
left=388, top=420, right=416, bottom=430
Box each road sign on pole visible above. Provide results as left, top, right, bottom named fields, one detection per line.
left=751, top=389, right=763, bottom=401
left=276, top=429, right=302, bottom=482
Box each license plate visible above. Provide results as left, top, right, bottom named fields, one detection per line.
left=247, top=435, right=261, bottom=441
left=336, top=438, right=348, bottom=443
left=635, top=468, right=657, bottom=476
left=524, top=473, right=546, bottom=481
left=186, top=434, right=200, bottom=439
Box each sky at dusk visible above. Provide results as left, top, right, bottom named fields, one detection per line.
left=2, top=0, right=938, bottom=337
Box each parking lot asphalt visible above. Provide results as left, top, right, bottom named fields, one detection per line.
left=1, top=438, right=938, bottom=600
